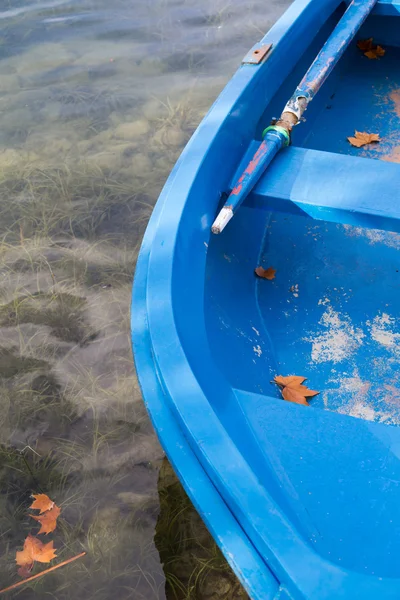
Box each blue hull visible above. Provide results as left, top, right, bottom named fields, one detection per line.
left=131, top=1, right=400, bottom=597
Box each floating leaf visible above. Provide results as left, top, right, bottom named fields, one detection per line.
left=16, top=535, right=57, bottom=577
left=255, top=266, right=276, bottom=280
left=357, top=38, right=385, bottom=59
left=273, top=375, right=319, bottom=406
left=30, top=494, right=55, bottom=514
left=347, top=131, right=380, bottom=148
left=29, top=504, right=61, bottom=535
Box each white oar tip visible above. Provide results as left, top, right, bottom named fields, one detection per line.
left=211, top=207, right=233, bottom=234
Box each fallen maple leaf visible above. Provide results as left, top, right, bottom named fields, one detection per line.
left=365, top=46, right=385, bottom=59
left=357, top=37, right=373, bottom=52
left=255, top=266, right=276, bottom=280
left=357, top=38, right=385, bottom=59
left=282, top=386, right=310, bottom=406
left=274, top=375, right=305, bottom=387
left=347, top=131, right=380, bottom=148
left=273, top=375, right=319, bottom=406
left=29, top=504, right=61, bottom=535
left=16, top=534, right=57, bottom=577
left=30, top=494, right=54, bottom=514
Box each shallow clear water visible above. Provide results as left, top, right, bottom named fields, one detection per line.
left=0, top=0, right=291, bottom=597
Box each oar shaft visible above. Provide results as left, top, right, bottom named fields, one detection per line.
left=281, top=0, right=378, bottom=125
left=211, top=128, right=287, bottom=234
left=212, top=0, right=378, bottom=234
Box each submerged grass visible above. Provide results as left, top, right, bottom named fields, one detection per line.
left=156, top=459, right=249, bottom=600
left=0, top=3, right=255, bottom=592
left=0, top=113, right=167, bottom=596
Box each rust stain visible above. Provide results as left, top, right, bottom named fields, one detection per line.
left=389, top=89, right=400, bottom=118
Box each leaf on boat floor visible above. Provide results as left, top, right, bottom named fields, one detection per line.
left=255, top=266, right=276, bottom=280
left=281, top=386, right=310, bottom=406
left=273, top=375, right=319, bottom=406
left=357, top=38, right=385, bottom=59
left=347, top=131, right=380, bottom=148
left=29, top=504, right=61, bottom=535
left=15, top=534, right=57, bottom=577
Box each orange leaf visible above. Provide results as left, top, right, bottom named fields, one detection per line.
left=29, top=504, right=61, bottom=535
left=357, top=38, right=385, bottom=59
left=364, top=46, right=385, bottom=59
left=273, top=374, right=319, bottom=406
left=292, top=385, right=319, bottom=398
left=281, top=386, right=310, bottom=406
left=16, top=534, right=57, bottom=577
left=30, top=494, right=54, bottom=514
left=348, top=131, right=380, bottom=148
left=255, top=266, right=276, bottom=280
left=274, top=375, right=306, bottom=387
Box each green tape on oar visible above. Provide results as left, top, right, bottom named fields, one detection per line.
left=262, top=126, right=290, bottom=147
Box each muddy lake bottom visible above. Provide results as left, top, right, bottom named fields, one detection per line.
left=0, top=0, right=291, bottom=597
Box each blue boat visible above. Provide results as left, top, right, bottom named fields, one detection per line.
left=131, top=0, right=400, bottom=597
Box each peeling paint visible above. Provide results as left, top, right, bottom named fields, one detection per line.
left=369, top=313, right=400, bottom=353
left=318, top=297, right=330, bottom=306
left=389, top=89, right=400, bottom=118
left=304, top=307, right=364, bottom=363
left=342, top=224, right=400, bottom=250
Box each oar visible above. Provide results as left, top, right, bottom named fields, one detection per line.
left=211, top=0, right=378, bottom=234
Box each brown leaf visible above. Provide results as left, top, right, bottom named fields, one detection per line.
left=282, top=386, right=310, bottom=406
left=274, top=375, right=306, bottom=388
left=16, top=534, right=57, bottom=577
left=357, top=38, right=373, bottom=52
left=357, top=38, right=385, bottom=59
left=364, top=45, right=385, bottom=59
left=348, top=131, right=380, bottom=148
left=29, top=504, right=61, bottom=535
left=30, top=494, right=54, bottom=514
left=255, top=266, right=276, bottom=280
left=17, top=564, right=34, bottom=578
left=273, top=374, right=319, bottom=406
left=292, top=385, right=319, bottom=397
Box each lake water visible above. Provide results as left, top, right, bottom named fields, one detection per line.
left=0, top=0, right=291, bottom=597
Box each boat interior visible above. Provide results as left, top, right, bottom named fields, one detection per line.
left=201, top=3, right=400, bottom=579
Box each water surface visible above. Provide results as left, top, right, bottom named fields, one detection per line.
left=0, top=0, right=290, bottom=597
